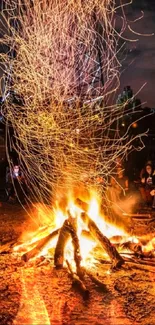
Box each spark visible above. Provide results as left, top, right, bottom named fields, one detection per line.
left=0, top=0, right=146, bottom=209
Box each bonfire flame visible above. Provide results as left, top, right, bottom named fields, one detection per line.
left=14, top=188, right=151, bottom=268
left=14, top=187, right=155, bottom=273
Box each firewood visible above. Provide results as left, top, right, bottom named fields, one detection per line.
left=97, top=256, right=155, bottom=273
left=75, top=198, right=131, bottom=234
left=120, top=251, right=155, bottom=260
left=125, top=263, right=155, bottom=273
left=54, top=211, right=83, bottom=270
left=22, top=228, right=59, bottom=262
left=122, top=213, right=151, bottom=219
left=123, top=256, right=155, bottom=268
left=84, top=268, right=107, bottom=291
left=54, top=220, right=71, bottom=268
left=80, top=212, right=124, bottom=269
left=66, top=259, right=89, bottom=299
left=67, top=210, right=82, bottom=272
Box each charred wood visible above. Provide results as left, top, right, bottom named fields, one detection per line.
left=54, top=211, right=83, bottom=270
left=75, top=198, right=131, bottom=234
left=67, top=210, right=82, bottom=272
left=122, top=213, right=151, bottom=219
left=54, top=220, right=71, bottom=268
left=22, top=229, right=59, bottom=262
left=123, top=256, right=155, bottom=268
left=70, top=224, right=81, bottom=271
left=66, top=259, right=89, bottom=299
left=80, top=212, right=124, bottom=269
left=98, top=255, right=155, bottom=269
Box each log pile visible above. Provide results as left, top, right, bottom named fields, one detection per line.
left=9, top=196, right=155, bottom=296
left=20, top=198, right=124, bottom=268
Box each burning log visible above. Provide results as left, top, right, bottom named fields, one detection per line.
left=80, top=212, right=124, bottom=269
left=76, top=198, right=89, bottom=212
left=54, top=212, right=83, bottom=269
left=54, top=210, right=82, bottom=270
left=22, top=229, right=59, bottom=262
left=97, top=256, right=155, bottom=273
left=76, top=198, right=131, bottom=234
left=66, top=260, right=89, bottom=299
left=123, top=256, right=155, bottom=269
left=54, top=220, right=71, bottom=268
left=122, top=213, right=151, bottom=219
left=67, top=211, right=82, bottom=272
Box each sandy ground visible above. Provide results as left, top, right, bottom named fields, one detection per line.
left=0, top=203, right=155, bottom=325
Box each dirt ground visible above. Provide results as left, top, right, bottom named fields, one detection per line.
left=0, top=203, right=155, bottom=325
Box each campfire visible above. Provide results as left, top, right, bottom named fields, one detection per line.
left=13, top=191, right=155, bottom=298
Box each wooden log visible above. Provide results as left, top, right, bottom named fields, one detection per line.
left=99, top=253, right=155, bottom=267
left=80, top=212, right=124, bottom=269
left=54, top=211, right=83, bottom=270
left=22, top=229, right=59, bottom=262
left=123, top=256, right=155, bottom=268
left=97, top=257, right=155, bottom=273
left=76, top=198, right=89, bottom=212
left=120, top=251, right=155, bottom=260
left=54, top=220, right=71, bottom=268
left=75, top=198, right=131, bottom=234
left=66, top=259, right=89, bottom=299
left=122, top=213, right=151, bottom=219
left=67, top=210, right=82, bottom=272
left=125, top=263, right=155, bottom=273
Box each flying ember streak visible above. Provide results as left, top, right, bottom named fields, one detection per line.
left=0, top=0, right=145, bottom=208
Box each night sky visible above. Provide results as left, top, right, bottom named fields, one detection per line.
left=120, top=0, right=155, bottom=108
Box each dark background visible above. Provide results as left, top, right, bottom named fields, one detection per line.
left=119, top=0, right=155, bottom=108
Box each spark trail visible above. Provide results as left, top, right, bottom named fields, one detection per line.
left=0, top=0, right=146, bottom=207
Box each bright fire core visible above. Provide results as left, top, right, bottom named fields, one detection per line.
left=14, top=191, right=128, bottom=267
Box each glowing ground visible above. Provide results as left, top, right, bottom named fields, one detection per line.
left=0, top=203, right=155, bottom=325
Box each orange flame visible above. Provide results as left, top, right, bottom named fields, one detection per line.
left=14, top=189, right=130, bottom=268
